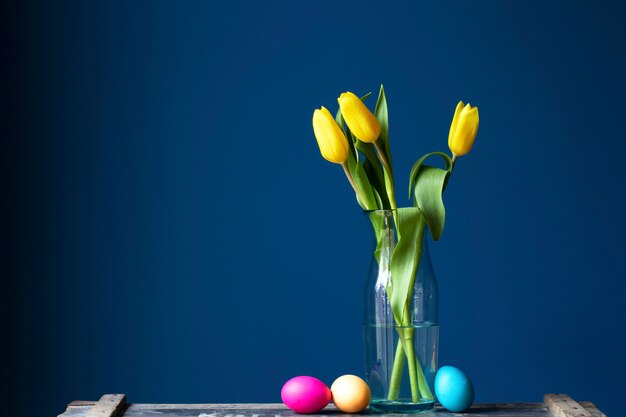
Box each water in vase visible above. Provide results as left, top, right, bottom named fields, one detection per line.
left=364, top=323, right=439, bottom=413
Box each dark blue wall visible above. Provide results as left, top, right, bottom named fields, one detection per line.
left=3, top=1, right=625, bottom=416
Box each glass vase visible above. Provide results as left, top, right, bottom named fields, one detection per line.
left=363, top=210, right=439, bottom=413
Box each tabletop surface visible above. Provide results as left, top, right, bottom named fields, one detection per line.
left=58, top=399, right=607, bottom=417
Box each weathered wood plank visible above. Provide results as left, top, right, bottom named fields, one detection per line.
left=59, top=399, right=607, bottom=417
left=69, top=401, right=98, bottom=407
left=544, top=394, right=594, bottom=417
left=582, top=403, right=607, bottom=417
left=62, top=403, right=545, bottom=417
left=118, top=404, right=556, bottom=417
left=85, top=394, right=126, bottom=417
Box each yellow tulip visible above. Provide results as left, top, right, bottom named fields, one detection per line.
left=337, top=92, right=380, bottom=142
left=312, top=106, right=349, bottom=164
left=448, top=101, right=479, bottom=157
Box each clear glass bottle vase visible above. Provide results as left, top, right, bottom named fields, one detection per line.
left=363, top=210, right=439, bottom=413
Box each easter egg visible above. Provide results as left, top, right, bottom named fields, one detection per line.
left=281, top=376, right=331, bottom=414
left=434, top=366, right=474, bottom=412
left=330, top=375, right=371, bottom=413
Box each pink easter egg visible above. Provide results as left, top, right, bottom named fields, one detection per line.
left=281, top=376, right=331, bottom=414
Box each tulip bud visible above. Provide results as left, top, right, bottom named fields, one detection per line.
left=448, top=101, right=479, bottom=157
left=312, top=106, right=349, bottom=164
left=337, top=92, right=380, bottom=143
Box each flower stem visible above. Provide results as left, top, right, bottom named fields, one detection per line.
left=400, top=328, right=421, bottom=403
left=341, top=162, right=368, bottom=208
left=373, top=141, right=396, bottom=210
left=415, top=352, right=434, bottom=399
left=387, top=341, right=405, bottom=400
left=390, top=327, right=432, bottom=402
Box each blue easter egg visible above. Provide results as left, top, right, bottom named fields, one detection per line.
left=434, top=366, right=474, bottom=412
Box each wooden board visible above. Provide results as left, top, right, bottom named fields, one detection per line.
left=59, top=396, right=607, bottom=417
left=85, top=394, right=126, bottom=417
left=544, top=394, right=603, bottom=417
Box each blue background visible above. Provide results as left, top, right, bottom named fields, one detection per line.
left=2, top=1, right=625, bottom=416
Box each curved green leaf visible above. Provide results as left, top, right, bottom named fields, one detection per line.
left=408, top=152, right=452, bottom=199
left=369, top=211, right=393, bottom=264
left=412, top=166, right=448, bottom=241
left=389, top=208, right=426, bottom=325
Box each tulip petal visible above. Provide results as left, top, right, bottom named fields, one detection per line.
left=338, top=91, right=381, bottom=143
left=312, top=106, right=349, bottom=164
left=448, top=101, right=465, bottom=147
left=448, top=101, right=479, bottom=156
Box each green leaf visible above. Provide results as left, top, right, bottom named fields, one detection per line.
left=412, top=166, right=448, bottom=241
left=370, top=183, right=384, bottom=210
left=389, top=208, right=427, bottom=325
left=361, top=146, right=389, bottom=208
left=408, top=152, right=452, bottom=199
left=368, top=211, right=386, bottom=264
left=346, top=150, right=378, bottom=210
left=374, top=85, right=396, bottom=208
left=375, top=85, right=391, bottom=166
left=369, top=211, right=395, bottom=304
